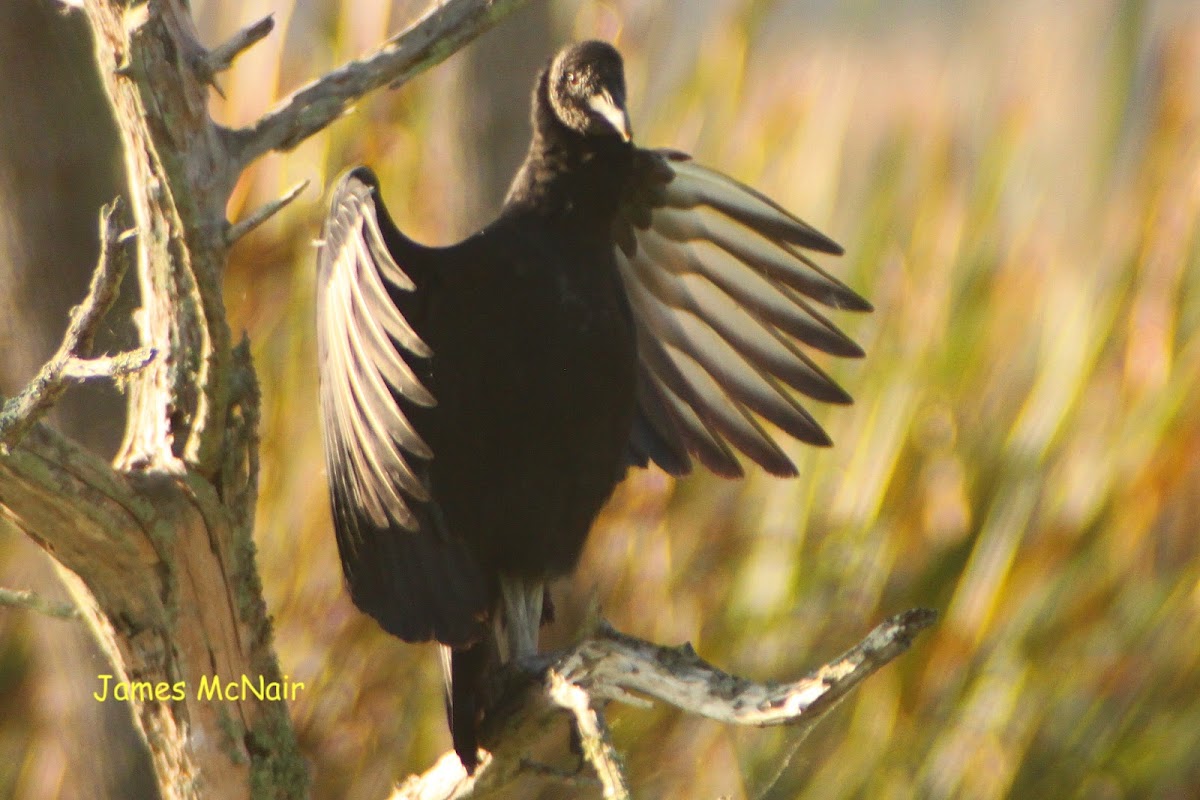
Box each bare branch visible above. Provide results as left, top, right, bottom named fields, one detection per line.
left=393, top=610, right=937, bottom=799
left=547, top=672, right=630, bottom=800
left=0, top=587, right=80, bottom=620
left=226, top=179, right=310, bottom=245
left=205, top=14, right=275, bottom=76
left=58, top=348, right=157, bottom=382
left=0, top=200, right=136, bottom=451
left=229, top=0, right=533, bottom=166
left=561, top=609, right=939, bottom=730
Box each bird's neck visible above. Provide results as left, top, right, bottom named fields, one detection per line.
left=503, top=71, right=633, bottom=226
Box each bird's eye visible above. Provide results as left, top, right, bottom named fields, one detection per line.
left=566, top=71, right=581, bottom=88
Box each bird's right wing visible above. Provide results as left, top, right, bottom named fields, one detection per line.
left=615, top=149, right=872, bottom=478
left=317, top=167, right=486, bottom=646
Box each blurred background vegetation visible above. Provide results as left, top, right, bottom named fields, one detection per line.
left=2, top=0, right=1199, bottom=797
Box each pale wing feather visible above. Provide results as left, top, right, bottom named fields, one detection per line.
left=317, top=178, right=435, bottom=532
left=619, top=151, right=870, bottom=476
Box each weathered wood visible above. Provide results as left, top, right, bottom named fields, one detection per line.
left=0, top=201, right=139, bottom=452
left=391, top=610, right=937, bottom=799
left=0, top=416, right=303, bottom=799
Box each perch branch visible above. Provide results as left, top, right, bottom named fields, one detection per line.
left=391, top=609, right=937, bottom=799
left=0, top=200, right=141, bottom=452
left=562, top=609, right=938, bottom=729
left=230, top=0, right=533, bottom=165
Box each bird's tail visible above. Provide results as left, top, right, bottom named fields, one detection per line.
left=443, top=641, right=489, bottom=774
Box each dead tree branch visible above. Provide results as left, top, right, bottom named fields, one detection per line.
left=227, top=0, right=534, bottom=166
left=203, top=13, right=276, bottom=81
left=0, top=201, right=142, bottom=452
left=391, top=610, right=938, bottom=799
left=547, top=671, right=630, bottom=800
left=226, top=179, right=309, bottom=245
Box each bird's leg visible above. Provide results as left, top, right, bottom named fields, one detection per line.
left=499, top=575, right=544, bottom=661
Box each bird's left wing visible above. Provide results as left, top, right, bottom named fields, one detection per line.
left=616, top=149, right=872, bottom=478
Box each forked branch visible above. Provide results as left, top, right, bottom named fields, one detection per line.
left=392, top=610, right=938, bottom=799
left=0, top=200, right=149, bottom=453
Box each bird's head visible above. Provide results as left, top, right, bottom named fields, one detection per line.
left=547, top=40, right=632, bottom=143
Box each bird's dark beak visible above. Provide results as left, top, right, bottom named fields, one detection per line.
left=588, top=90, right=632, bottom=142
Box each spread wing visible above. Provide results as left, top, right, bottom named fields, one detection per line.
left=316, top=167, right=486, bottom=646
left=616, top=150, right=872, bottom=478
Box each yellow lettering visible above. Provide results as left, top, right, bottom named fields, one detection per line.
left=197, top=675, right=223, bottom=701
left=243, top=674, right=264, bottom=701
left=94, top=674, right=112, bottom=701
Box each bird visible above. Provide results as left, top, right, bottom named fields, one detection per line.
left=315, top=39, right=870, bottom=774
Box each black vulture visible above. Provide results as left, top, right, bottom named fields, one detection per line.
left=316, top=40, right=870, bottom=773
